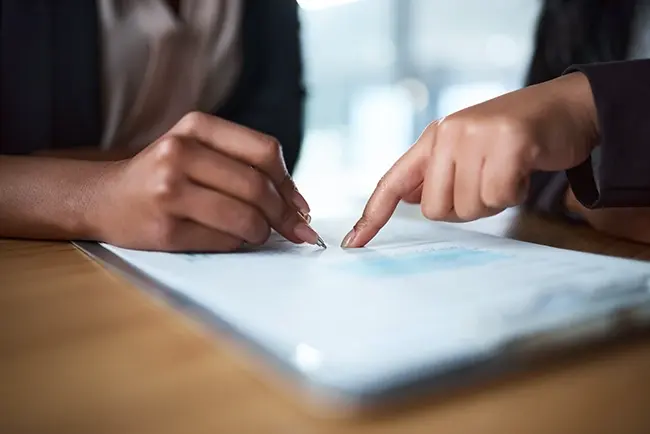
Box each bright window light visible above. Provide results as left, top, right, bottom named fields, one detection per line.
left=297, top=0, right=361, bottom=11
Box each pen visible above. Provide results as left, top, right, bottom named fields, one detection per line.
left=298, top=211, right=327, bottom=249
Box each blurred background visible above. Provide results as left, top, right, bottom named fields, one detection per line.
left=292, top=0, right=541, bottom=216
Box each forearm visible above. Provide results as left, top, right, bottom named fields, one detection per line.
left=0, top=156, right=109, bottom=240
left=33, top=147, right=137, bottom=161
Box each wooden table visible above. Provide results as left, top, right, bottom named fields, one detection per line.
left=2, top=209, right=650, bottom=434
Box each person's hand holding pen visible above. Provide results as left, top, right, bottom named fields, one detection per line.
left=342, top=72, right=598, bottom=248
left=86, top=112, right=325, bottom=251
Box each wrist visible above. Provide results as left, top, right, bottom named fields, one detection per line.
left=558, top=72, right=600, bottom=154
left=65, top=160, right=120, bottom=241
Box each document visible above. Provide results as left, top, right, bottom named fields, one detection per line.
left=98, top=217, right=649, bottom=307
left=81, top=217, right=650, bottom=388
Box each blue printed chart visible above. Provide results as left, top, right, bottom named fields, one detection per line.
left=338, top=246, right=509, bottom=276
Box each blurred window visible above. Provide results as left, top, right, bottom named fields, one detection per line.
left=294, top=0, right=541, bottom=215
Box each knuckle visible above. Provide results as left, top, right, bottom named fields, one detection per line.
left=433, top=124, right=462, bottom=158
left=436, top=115, right=464, bottom=140
left=152, top=165, right=183, bottom=203
left=421, top=120, right=440, bottom=140
left=493, top=115, right=525, bottom=137
left=149, top=137, right=186, bottom=202
left=176, top=111, right=205, bottom=135
left=507, top=139, right=532, bottom=162
left=154, top=136, right=185, bottom=164
left=492, top=117, right=534, bottom=159
left=259, top=135, right=282, bottom=162
left=424, top=119, right=440, bottom=134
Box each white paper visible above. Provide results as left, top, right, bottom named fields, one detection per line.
left=96, top=217, right=650, bottom=391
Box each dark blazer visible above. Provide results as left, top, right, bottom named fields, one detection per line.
left=523, top=1, right=647, bottom=214
left=0, top=0, right=306, bottom=173
left=524, top=59, right=650, bottom=212
left=563, top=60, right=650, bottom=209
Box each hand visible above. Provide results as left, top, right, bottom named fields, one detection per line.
left=565, top=188, right=650, bottom=244
left=89, top=112, right=317, bottom=252
left=342, top=72, right=599, bottom=248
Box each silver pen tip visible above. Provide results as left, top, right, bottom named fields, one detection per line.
left=316, top=236, right=327, bottom=249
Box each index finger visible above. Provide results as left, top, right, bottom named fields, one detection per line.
left=170, top=112, right=316, bottom=243
left=171, top=111, right=312, bottom=223
left=171, top=112, right=296, bottom=192
left=343, top=129, right=435, bottom=248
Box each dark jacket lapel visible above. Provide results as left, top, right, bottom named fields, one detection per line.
left=0, top=0, right=101, bottom=154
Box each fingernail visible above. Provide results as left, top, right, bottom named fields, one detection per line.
left=341, top=228, right=356, bottom=248
left=291, top=190, right=311, bottom=215
left=294, top=222, right=319, bottom=245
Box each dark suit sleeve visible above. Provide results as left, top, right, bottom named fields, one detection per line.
left=214, top=0, right=306, bottom=175
left=563, top=60, right=650, bottom=208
